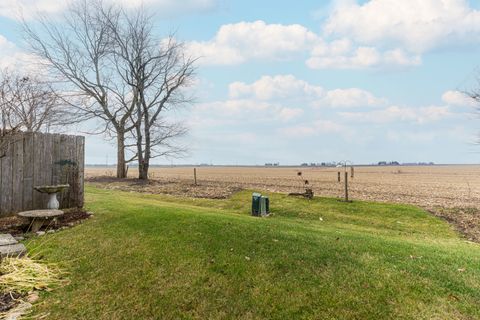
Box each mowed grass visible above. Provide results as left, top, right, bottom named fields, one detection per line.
left=28, top=186, right=480, bottom=319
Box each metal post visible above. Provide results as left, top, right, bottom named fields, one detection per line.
left=338, top=172, right=341, bottom=182
left=351, top=166, right=354, bottom=178
left=194, top=168, right=197, bottom=186
left=344, top=171, right=349, bottom=202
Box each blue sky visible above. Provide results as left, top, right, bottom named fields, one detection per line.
left=1, top=0, right=480, bottom=165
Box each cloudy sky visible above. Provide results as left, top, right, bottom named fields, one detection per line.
left=1, top=0, right=480, bottom=165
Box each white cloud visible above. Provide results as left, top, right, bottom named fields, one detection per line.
left=280, top=120, right=352, bottom=138
left=0, top=0, right=68, bottom=20
left=306, top=39, right=421, bottom=69
left=0, top=0, right=217, bottom=20
left=339, top=105, right=451, bottom=124
left=278, top=108, right=304, bottom=121
left=191, top=75, right=389, bottom=140
left=188, top=21, right=319, bottom=65
left=186, top=1, right=480, bottom=69
left=315, top=88, right=387, bottom=108
left=187, top=20, right=424, bottom=69
left=9, top=1, right=478, bottom=70
left=193, top=99, right=302, bottom=123
left=323, top=0, right=480, bottom=54
left=116, top=0, right=217, bottom=12
left=386, top=130, right=438, bottom=143
left=195, top=99, right=270, bottom=115
left=442, top=90, right=476, bottom=107
left=229, top=75, right=323, bottom=100
left=0, top=35, right=16, bottom=52
left=385, top=126, right=473, bottom=143
left=0, top=34, right=42, bottom=72
left=229, top=75, right=386, bottom=108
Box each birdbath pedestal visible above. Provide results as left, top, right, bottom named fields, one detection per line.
left=34, top=185, right=70, bottom=209
left=17, top=210, right=64, bottom=232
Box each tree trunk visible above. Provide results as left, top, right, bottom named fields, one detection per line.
left=138, top=149, right=150, bottom=180
left=139, top=121, right=151, bottom=180
left=135, top=105, right=146, bottom=180
left=139, top=159, right=149, bottom=180
left=116, top=130, right=127, bottom=178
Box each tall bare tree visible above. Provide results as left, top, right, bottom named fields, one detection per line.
left=106, top=10, right=195, bottom=179
left=25, top=0, right=195, bottom=179
left=24, top=0, right=137, bottom=178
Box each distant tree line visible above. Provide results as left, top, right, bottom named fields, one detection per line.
left=377, top=161, right=435, bottom=166
left=264, top=163, right=280, bottom=167
left=297, top=161, right=436, bottom=167
left=300, top=162, right=341, bottom=167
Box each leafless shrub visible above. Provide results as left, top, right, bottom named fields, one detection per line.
left=0, top=69, right=68, bottom=157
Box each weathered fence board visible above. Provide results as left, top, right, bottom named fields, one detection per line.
left=0, top=132, right=85, bottom=217
left=23, top=133, right=34, bottom=211
left=76, top=136, right=85, bottom=208
left=12, top=137, right=24, bottom=212
left=1, top=142, right=13, bottom=215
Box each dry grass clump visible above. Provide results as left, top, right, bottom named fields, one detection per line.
left=0, top=257, right=67, bottom=318
left=0, top=257, right=66, bottom=294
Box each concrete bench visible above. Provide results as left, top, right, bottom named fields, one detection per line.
left=17, top=210, right=64, bottom=232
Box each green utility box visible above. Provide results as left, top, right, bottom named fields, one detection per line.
left=252, top=193, right=269, bottom=217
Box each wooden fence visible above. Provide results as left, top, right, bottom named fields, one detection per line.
left=0, top=132, right=84, bottom=217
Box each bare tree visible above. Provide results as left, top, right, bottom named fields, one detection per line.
left=1, top=69, right=67, bottom=132
left=0, top=73, right=20, bottom=158
left=136, top=41, right=194, bottom=180
left=24, top=0, right=137, bottom=178
left=465, top=85, right=480, bottom=143
left=0, top=69, right=67, bottom=158
left=24, top=1, right=195, bottom=179
left=107, top=10, right=195, bottom=179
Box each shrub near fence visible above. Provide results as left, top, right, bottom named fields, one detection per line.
left=0, top=132, right=85, bottom=217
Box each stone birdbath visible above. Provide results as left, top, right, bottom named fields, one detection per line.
left=17, top=209, right=64, bottom=232
left=34, top=184, right=70, bottom=210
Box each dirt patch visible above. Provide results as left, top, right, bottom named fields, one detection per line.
left=57, top=208, right=91, bottom=226
left=427, top=207, right=480, bottom=243
left=0, top=208, right=91, bottom=236
left=0, top=216, right=25, bottom=236
left=0, top=292, right=24, bottom=313
left=86, top=165, right=480, bottom=208
left=87, top=176, right=243, bottom=199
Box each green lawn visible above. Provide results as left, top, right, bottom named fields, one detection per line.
left=28, top=186, right=480, bottom=319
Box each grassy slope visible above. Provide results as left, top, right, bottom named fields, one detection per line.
left=28, top=187, right=480, bottom=320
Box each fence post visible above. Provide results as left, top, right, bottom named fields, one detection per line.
left=194, top=167, right=197, bottom=186
left=344, top=171, right=349, bottom=202
left=351, top=166, right=354, bottom=178
left=337, top=172, right=341, bottom=182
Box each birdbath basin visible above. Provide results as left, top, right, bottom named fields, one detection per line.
left=17, top=209, right=64, bottom=232
left=34, top=184, right=69, bottom=210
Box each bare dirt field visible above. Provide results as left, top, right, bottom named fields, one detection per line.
left=86, top=165, right=480, bottom=208
left=86, top=165, right=480, bottom=241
